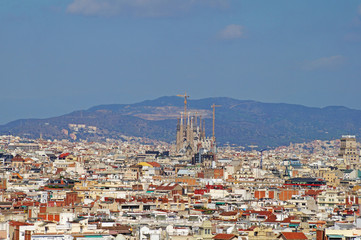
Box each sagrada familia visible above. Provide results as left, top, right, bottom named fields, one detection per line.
left=175, top=93, right=214, bottom=155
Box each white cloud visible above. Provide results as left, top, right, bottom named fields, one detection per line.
left=218, top=24, right=245, bottom=40
left=302, top=55, right=345, bottom=71
left=66, top=0, right=229, bottom=17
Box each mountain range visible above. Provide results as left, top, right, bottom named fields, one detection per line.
left=1, top=96, right=360, bottom=148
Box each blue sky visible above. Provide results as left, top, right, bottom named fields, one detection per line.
left=0, top=0, right=361, bottom=124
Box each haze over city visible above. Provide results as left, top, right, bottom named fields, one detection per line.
left=1, top=0, right=361, bottom=124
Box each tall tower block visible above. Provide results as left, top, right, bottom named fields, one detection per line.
left=339, top=135, right=359, bottom=169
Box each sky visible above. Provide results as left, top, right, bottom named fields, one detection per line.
left=0, top=0, right=361, bottom=124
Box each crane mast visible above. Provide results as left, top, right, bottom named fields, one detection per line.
left=211, top=104, right=220, bottom=143
left=177, top=92, right=189, bottom=117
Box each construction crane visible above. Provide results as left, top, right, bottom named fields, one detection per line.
left=211, top=104, right=220, bottom=142
left=177, top=92, right=190, bottom=117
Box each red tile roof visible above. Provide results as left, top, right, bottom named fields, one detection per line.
left=213, top=234, right=237, bottom=240
left=220, top=211, right=238, bottom=216
left=265, top=214, right=277, bottom=222
left=12, top=155, right=25, bottom=162
left=147, top=162, right=161, bottom=168
left=59, top=153, right=70, bottom=158
left=281, top=216, right=298, bottom=223
left=280, top=232, right=308, bottom=240
left=9, top=221, right=33, bottom=227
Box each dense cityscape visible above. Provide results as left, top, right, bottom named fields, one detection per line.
left=2, top=1, right=361, bottom=240
left=0, top=101, right=360, bottom=240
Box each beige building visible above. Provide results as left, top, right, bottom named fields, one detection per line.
left=317, top=190, right=345, bottom=208
left=317, top=168, right=342, bottom=187
left=339, top=135, right=359, bottom=168
left=248, top=227, right=278, bottom=240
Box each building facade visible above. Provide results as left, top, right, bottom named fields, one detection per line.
left=339, top=135, right=359, bottom=168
